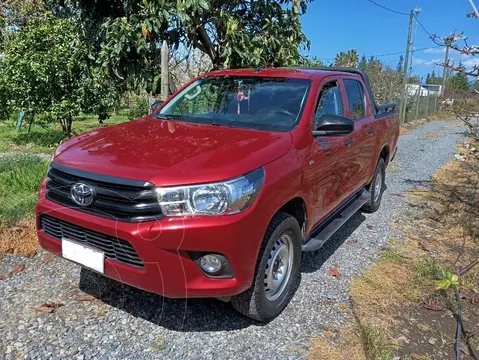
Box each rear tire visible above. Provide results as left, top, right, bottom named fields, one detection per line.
left=231, top=212, right=301, bottom=322
left=362, top=158, right=386, bottom=213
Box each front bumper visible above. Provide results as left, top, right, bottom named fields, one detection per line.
left=36, top=184, right=269, bottom=298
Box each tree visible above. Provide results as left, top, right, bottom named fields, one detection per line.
left=75, top=0, right=312, bottom=93
left=358, top=55, right=367, bottom=71
left=334, top=49, right=359, bottom=68
left=448, top=62, right=470, bottom=91
left=2, top=15, right=115, bottom=135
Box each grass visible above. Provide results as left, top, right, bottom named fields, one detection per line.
left=310, top=138, right=479, bottom=359
left=356, top=324, right=398, bottom=360
left=0, top=108, right=131, bottom=154
left=0, top=155, right=48, bottom=224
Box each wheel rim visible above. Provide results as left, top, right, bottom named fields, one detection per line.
left=264, top=233, right=294, bottom=301
left=374, top=170, right=383, bottom=202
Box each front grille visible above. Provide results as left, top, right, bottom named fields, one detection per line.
left=40, top=215, right=144, bottom=268
left=46, top=162, right=163, bottom=222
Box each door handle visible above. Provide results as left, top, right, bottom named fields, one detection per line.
left=344, top=138, right=355, bottom=148
left=368, top=128, right=376, bottom=136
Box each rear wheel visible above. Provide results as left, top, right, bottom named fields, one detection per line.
left=231, top=212, right=301, bottom=322
left=362, top=158, right=386, bottom=213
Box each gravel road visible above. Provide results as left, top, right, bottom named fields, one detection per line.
left=0, top=120, right=466, bottom=360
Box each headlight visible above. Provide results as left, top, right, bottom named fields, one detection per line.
left=156, top=168, right=264, bottom=216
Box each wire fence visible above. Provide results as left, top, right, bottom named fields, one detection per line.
left=404, top=84, right=442, bottom=123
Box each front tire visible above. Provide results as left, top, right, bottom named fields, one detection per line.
left=362, top=158, right=386, bottom=213
left=231, top=212, right=302, bottom=322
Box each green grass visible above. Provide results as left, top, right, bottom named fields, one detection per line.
left=0, top=155, right=49, bottom=224
left=356, top=324, right=398, bottom=360
left=0, top=108, right=131, bottom=154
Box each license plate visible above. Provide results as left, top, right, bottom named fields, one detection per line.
left=62, top=238, right=104, bottom=274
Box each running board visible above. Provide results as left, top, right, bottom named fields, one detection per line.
left=302, top=191, right=370, bottom=252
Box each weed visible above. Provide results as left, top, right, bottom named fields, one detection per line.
left=150, top=336, right=166, bottom=352
left=379, top=248, right=407, bottom=263
left=356, top=323, right=397, bottom=360
left=413, top=259, right=445, bottom=284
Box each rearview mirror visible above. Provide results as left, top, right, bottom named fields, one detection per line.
left=312, top=114, right=354, bottom=136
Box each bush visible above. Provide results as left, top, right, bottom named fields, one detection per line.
left=128, top=96, right=149, bottom=120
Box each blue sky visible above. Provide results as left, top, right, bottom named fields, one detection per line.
left=301, top=0, right=478, bottom=79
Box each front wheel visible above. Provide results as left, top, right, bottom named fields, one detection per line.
left=362, top=158, right=386, bottom=213
left=231, top=212, right=302, bottom=322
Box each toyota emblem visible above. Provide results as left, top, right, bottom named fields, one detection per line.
left=70, top=182, right=95, bottom=207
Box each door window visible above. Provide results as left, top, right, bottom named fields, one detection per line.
left=344, top=79, right=366, bottom=120
left=314, top=81, right=344, bottom=129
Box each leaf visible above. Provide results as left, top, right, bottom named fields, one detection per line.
left=460, top=342, right=471, bottom=356
left=366, top=224, right=373, bottom=230
left=329, top=267, right=342, bottom=278
left=422, top=298, right=443, bottom=311
left=410, top=353, right=422, bottom=359
left=36, top=302, right=64, bottom=313
left=347, top=239, right=358, bottom=245
left=460, top=290, right=479, bottom=305
left=418, top=241, right=429, bottom=252
left=0, top=274, right=9, bottom=280
left=42, top=253, right=53, bottom=264
left=10, top=264, right=25, bottom=275
left=75, top=295, right=96, bottom=302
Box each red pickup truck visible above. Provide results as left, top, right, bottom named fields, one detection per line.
left=36, top=67, right=399, bottom=321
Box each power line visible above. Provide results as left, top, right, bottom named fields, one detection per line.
left=317, top=45, right=443, bottom=62
left=414, top=15, right=433, bottom=37
left=366, top=0, right=409, bottom=16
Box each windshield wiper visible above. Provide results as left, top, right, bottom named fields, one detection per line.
left=155, top=113, right=184, bottom=120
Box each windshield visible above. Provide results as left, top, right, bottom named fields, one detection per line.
left=157, top=76, right=311, bottom=132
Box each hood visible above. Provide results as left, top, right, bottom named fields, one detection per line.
left=54, top=117, right=292, bottom=186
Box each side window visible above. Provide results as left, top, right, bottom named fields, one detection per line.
left=314, top=81, right=344, bottom=128
left=344, top=79, right=366, bottom=120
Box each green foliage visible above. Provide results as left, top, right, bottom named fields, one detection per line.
left=358, top=55, right=367, bottom=71
left=436, top=269, right=460, bottom=290
left=0, top=155, right=48, bottom=224
left=128, top=96, right=149, bottom=120
left=426, top=70, right=442, bottom=85
left=448, top=63, right=470, bottom=91
left=1, top=15, right=118, bottom=135
left=78, top=0, right=312, bottom=92
left=334, top=49, right=359, bottom=68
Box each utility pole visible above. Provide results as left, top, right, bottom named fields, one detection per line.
left=399, top=10, right=415, bottom=123
left=441, top=43, right=451, bottom=98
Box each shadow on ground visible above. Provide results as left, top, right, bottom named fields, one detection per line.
left=79, top=211, right=366, bottom=332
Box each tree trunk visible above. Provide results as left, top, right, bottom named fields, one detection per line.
left=61, top=117, right=73, bottom=136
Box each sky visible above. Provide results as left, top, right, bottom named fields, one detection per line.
left=300, top=0, right=478, bottom=80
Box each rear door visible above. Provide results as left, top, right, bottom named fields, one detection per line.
left=342, top=77, right=376, bottom=190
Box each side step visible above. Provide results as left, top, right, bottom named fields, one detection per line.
left=302, top=191, right=370, bottom=252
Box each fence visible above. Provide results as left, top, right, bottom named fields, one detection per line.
left=403, top=84, right=442, bottom=123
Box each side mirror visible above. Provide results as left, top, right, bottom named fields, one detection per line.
left=151, top=100, right=164, bottom=112
left=312, top=114, right=354, bottom=136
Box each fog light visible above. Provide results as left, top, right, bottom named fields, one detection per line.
left=200, top=254, right=223, bottom=274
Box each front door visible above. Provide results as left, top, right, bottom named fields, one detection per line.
left=305, top=78, right=357, bottom=231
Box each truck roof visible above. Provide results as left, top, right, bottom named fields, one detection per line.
left=205, top=67, right=357, bottom=79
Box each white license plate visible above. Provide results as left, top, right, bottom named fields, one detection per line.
left=62, top=238, right=104, bottom=274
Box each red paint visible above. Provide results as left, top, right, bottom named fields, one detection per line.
left=37, top=68, right=400, bottom=298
